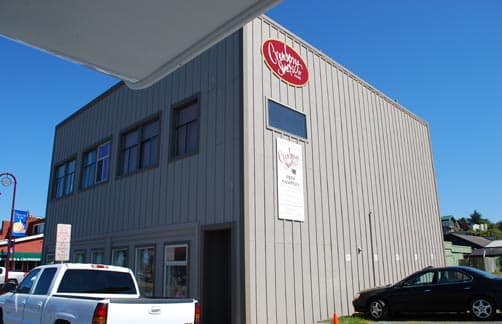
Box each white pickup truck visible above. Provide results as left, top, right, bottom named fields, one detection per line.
left=0, top=263, right=200, bottom=324
left=0, top=267, right=25, bottom=285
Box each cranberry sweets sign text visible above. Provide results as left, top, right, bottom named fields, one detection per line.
left=262, top=39, right=309, bottom=87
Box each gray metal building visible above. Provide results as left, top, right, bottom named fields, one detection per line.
left=44, top=16, right=445, bottom=324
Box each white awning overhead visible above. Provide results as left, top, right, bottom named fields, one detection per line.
left=0, top=0, right=281, bottom=89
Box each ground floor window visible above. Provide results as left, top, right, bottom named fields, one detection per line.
left=46, top=254, right=55, bottom=264
left=135, top=246, right=155, bottom=296
left=112, top=248, right=129, bottom=267
left=164, top=244, right=188, bottom=298
left=92, top=250, right=104, bottom=264
left=74, top=250, right=86, bottom=263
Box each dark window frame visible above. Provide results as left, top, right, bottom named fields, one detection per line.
left=91, top=249, right=105, bottom=264
left=438, top=269, right=473, bottom=284
left=52, top=157, right=77, bottom=199
left=266, top=98, right=308, bottom=140
left=134, top=245, right=156, bottom=297
left=73, top=250, right=87, bottom=263
left=112, top=247, right=129, bottom=268
left=34, top=267, right=57, bottom=295
left=170, top=95, right=200, bottom=161
left=81, top=140, right=112, bottom=189
left=118, top=115, right=161, bottom=177
left=163, top=242, right=190, bottom=298
left=17, top=268, right=41, bottom=294
left=33, top=223, right=45, bottom=234
left=403, top=270, right=436, bottom=287
left=46, top=253, right=55, bottom=264
left=57, top=269, right=137, bottom=294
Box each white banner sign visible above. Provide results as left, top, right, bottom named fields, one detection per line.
left=55, top=224, right=72, bottom=262
left=277, top=138, right=304, bottom=222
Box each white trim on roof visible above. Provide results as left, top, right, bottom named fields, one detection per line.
left=0, top=234, right=44, bottom=246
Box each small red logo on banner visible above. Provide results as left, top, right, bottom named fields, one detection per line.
left=262, top=39, right=309, bottom=87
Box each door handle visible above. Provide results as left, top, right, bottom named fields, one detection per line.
left=37, top=302, right=43, bottom=308
left=149, top=306, right=161, bottom=315
left=464, top=287, right=471, bottom=290
left=424, top=289, right=431, bottom=293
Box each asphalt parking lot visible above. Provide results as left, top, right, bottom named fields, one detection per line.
left=320, top=313, right=502, bottom=323
left=376, top=313, right=502, bottom=323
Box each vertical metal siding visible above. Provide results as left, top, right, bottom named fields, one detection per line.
left=243, top=16, right=444, bottom=323
left=45, top=31, right=243, bottom=314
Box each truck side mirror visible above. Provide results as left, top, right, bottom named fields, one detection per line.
left=1, top=282, right=17, bottom=294
left=7, top=283, right=17, bottom=292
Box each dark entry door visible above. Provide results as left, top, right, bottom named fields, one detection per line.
left=203, top=229, right=231, bottom=324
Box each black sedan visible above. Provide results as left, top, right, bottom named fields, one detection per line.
left=353, top=266, right=502, bottom=321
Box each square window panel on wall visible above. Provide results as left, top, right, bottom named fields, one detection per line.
left=73, top=250, right=86, bottom=263
left=91, top=250, right=104, bottom=264
left=267, top=99, right=308, bottom=140
left=112, top=248, right=129, bottom=268
left=164, top=244, right=189, bottom=298
left=82, top=141, right=111, bottom=189
left=171, top=96, right=200, bottom=160
left=53, top=158, right=76, bottom=199
left=119, top=117, right=160, bottom=176
left=135, top=246, right=155, bottom=297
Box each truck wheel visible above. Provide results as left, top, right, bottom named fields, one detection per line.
left=55, top=320, right=70, bottom=324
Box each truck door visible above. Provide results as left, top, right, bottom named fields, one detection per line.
left=22, top=267, right=58, bottom=324
left=2, top=268, right=41, bottom=324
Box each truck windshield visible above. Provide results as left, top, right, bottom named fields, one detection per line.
left=57, top=269, right=136, bottom=294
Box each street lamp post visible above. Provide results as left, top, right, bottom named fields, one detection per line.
left=0, top=172, right=17, bottom=284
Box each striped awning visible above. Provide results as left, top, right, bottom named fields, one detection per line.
left=0, top=252, right=41, bottom=261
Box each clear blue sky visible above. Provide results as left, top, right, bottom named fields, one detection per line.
left=0, top=0, right=501, bottom=223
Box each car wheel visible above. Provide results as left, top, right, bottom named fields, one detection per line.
left=470, top=297, right=494, bottom=320
left=368, top=299, right=388, bottom=321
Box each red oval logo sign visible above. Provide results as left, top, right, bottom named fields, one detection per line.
left=262, top=39, right=309, bottom=87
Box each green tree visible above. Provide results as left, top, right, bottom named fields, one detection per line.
left=478, top=224, right=502, bottom=240
left=469, top=210, right=482, bottom=224
left=469, top=210, right=491, bottom=225
left=496, top=221, right=502, bottom=231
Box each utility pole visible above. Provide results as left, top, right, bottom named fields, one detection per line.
left=0, top=172, right=17, bottom=284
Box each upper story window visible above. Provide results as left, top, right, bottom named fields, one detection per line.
left=172, top=100, right=199, bottom=159
left=268, top=99, right=307, bottom=139
left=82, top=141, right=111, bottom=188
left=53, top=159, right=76, bottom=199
left=119, top=119, right=160, bottom=176
left=32, top=223, right=45, bottom=234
